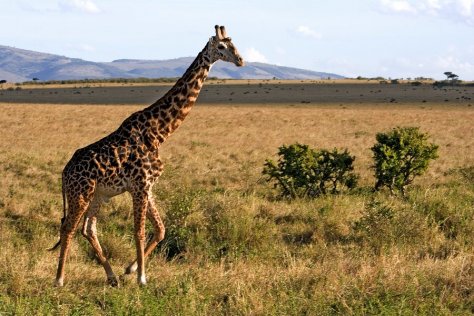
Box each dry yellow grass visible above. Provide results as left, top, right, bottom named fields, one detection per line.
left=0, top=99, right=473, bottom=314
left=1, top=102, right=472, bottom=183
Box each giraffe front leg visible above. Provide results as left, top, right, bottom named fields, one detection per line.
left=125, top=196, right=165, bottom=275
left=132, top=191, right=148, bottom=286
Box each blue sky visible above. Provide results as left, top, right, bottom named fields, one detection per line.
left=1, top=0, right=474, bottom=80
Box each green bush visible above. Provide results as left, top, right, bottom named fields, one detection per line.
left=161, top=193, right=196, bottom=259
left=263, top=143, right=358, bottom=199
left=352, top=200, right=395, bottom=253
left=371, top=127, right=438, bottom=196
left=200, top=196, right=277, bottom=260
left=351, top=199, right=438, bottom=255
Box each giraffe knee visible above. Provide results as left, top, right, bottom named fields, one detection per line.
left=82, top=224, right=97, bottom=240
left=81, top=230, right=90, bottom=240
left=81, top=218, right=90, bottom=238
left=157, top=226, right=165, bottom=243
left=81, top=225, right=88, bottom=238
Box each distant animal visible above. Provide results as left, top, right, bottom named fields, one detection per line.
left=51, top=25, right=244, bottom=287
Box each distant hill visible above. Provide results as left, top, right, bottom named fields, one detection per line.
left=0, top=45, right=344, bottom=82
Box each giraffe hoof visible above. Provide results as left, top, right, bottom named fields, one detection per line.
left=54, top=278, right=64, bottom=287
left=125, top=263, right=138, bottom=275
left=108, top=276, right=119, bottom=287
left=138, top=275, right=147, bottom=286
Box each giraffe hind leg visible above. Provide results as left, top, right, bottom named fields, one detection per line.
left=55, top=195, right=90, bottom=287
left=81, top=197, right=119, bottom=287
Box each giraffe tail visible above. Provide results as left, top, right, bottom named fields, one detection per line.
left=48, top=237, right=61, bottom=251
left=49, top=174, right=67, bottom=251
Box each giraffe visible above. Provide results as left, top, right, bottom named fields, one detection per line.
left=51, top=25, right=244, bottom=287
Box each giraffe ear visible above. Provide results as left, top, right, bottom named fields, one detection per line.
left=215, top=25, right=224, bottom=40
left=220, top=26, right=227, bottom=38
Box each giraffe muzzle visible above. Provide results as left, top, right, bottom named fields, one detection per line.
left=235, top=57, right=245, bottom=67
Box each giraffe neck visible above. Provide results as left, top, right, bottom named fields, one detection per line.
left=144, top=41, right=214, bottom=141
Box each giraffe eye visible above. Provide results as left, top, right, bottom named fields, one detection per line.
left=218, top=44, right=226, bottom=50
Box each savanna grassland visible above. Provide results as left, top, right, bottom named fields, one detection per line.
left=0, top=81, right=473, bottom=315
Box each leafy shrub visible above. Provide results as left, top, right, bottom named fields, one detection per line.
left=200, top=196, right=277, bottom=259
left=352, top=200, right=395, bottom=253
left=263, top=143, right=358, bottom=199
left=352, top=200, right=438, bottom=255
left=161, top=193, right=196, bottom=259
left=458, top=166, right=474, bottom=184
left=353, top=201, right=394, bottom=235
left=371, top=127, right=438, bottom=196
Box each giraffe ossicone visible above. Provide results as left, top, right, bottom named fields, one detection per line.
left=51, top=25, right=244, bottom=287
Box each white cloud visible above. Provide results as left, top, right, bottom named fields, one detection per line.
left=435, top=55, right=474, bottom=72
left=17, top=0, right=101, bottom=13
left=296, top=26, right=322, bottom=40
left=423, top=0, right=442, bottom=10
left=243, top=47, right=268, bottom=63
left=59, top=0, right=101, bottom=14
left=380, top=0, right=416, bottom=13
left=378, top=0, right=474, bottom=25
left=17, top=1, right=57, bottom=13
left=457, top=0, right=473, bottom=16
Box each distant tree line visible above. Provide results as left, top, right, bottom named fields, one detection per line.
left=356, top=76, right=435, bottom=82
left=20, top=77, right=223, bottom=85
left=21, top=77, right=179, bottom=85
left=356, top=76, right=387, bottom=81
left=355, top=72, right=472, bottom=87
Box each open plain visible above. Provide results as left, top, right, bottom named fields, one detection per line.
left=2, top=79, right=474, bottom=105
left=0, top=80, right=473, bottom=314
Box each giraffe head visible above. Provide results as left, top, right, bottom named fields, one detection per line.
left=208, top=25, right=244, bottom=67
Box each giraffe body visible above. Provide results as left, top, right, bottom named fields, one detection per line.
left=53, top=25, right=244, bottom=286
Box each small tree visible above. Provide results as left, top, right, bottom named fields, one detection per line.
left=443, top=71, right=459, bottom=85
left=371, top=127, right=438, bottom=196
left=443, top=71, right=458, bottom=81
left=263, top=143, right=358, bottom=199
